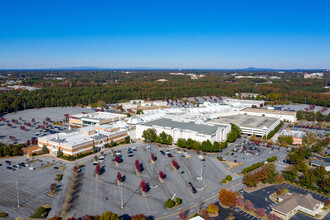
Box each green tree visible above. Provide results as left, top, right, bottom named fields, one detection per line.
left=176, top=138, right=186, bottom=148
left=57, top=147, right=63, bottom=158
left=142, top=128, right=157, bottom=143
left=42, top=145, right=49, bottom=153
left=125, top=135, right=131, bottom=144
left=92, top=144, right=97, bottom=153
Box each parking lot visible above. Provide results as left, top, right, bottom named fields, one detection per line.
left=241, top=183, right=330, bottom=219
left=0, top=107, right=94, bottom=145
left=62, top=143, right=239, bottom=218
left=0, top=156, right=71, bottom=219
left=225, top=141, right=289, bottom=174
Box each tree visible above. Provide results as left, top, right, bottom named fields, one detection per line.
left=159, top=171, right=165, bottom=179
left=172, top=159, right=179, bottom=169
left=236, top=196, right=244, bottom=206
left=207, top=203, right=219, bottom=214
left=244, top=200, right=254, bottom=211
left=177, top=138, right=186, bottom=148
left=117, top=172, right=122, bottom=182
left=114, top=156, right=120, bottom=163
left=140, top=180, right=148, bottom=192
left=92, top=144, right=97, bottom=153
left=97, top=100, right=106, bottom=108
left=268, top=213, right=278, bottom=220
left=50, top=183, right=57, bottom=193
left=125, top=135, right=131, bottom=144
left=226, top=175, right=232, bottom=181
left=179, top=211, right=187, bottom=220
left=255, top=208, right=266, bottom=217
left=142, top=128, right=157, bottom=143
left=135, top=160, right=141, bottom=172
left=100, top=211, right=119, bottom=220
left=57, top=147, right=63, bottom=157
left=42, top=145, right=49, bottom=153
left=219, top=188, right=236, bottom=206
left=95, top=163, right=100, bottom=175
left=165, top=199, right=175, bottom=208
left=151, top=153, right=156, bottom=161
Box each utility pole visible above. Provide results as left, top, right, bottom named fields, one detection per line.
left=15, top=182, right=20, bottom=208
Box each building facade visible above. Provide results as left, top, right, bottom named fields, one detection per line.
left=136, top=117, right=231, bottom=143
left=38, top=125, right=128, bottom=156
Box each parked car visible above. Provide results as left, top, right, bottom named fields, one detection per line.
left=54, top=166, right=59, bottom=169
left=167, top=153, right=173, bottom=158
left=128, top=151, right=134, bottom=157
left=160, top=150, right=165, bottom=155
left=29, top=167, right=35, bottom=170
left=187, top=182, right=197, bottom=193
left=116, top=151, right=122, bottom=156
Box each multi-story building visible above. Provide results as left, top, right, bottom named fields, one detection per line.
left=38, top=125, right=128, bottom=156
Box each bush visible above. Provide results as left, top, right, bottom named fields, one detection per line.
left=267, top=156, right=277, bottom=162
left=30, top=206, right=49, bottom=218
left=165, top=199, right=175, bottom=208
left=175, top=197, right=182, bottom=205
left=242, top=162, right=264, bottom=174
left=222, top=179, right=227, bottom=183
left=0, top=212, right=8, bottom=218
left=226, top=175, right=232, bottom=181
left=267, top=121, right=283, bottom=139
left=207, top=203, right=219, bottom=214
left=54, top=174, right=63, bottom=181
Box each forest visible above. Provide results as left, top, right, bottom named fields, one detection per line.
left=0, top=70, right=329, bottom=114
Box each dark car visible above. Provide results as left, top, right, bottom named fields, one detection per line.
left=167, top=153, right=173, bottom=158
left=7, top=166, right=12, bottom=170
left=160, top=150, right=165, bottom=155
left=54, top=166, right=59, bottom=169
left=187, top=182, right=197, bottom=193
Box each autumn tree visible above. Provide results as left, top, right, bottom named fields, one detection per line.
left=207, top=203, right=219, bottom=214
left=244, top=200, right=255, bottom=211
left=219, top=188, right=237, bottom=206
left=255, top=208, right=266, bottom=217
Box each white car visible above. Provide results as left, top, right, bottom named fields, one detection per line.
left=178, top=150, right=183, bottom=154
left=198, top=155, right=204, bottom=159
left=29, top=167, right=35, bottom=170
left=116, top=151, right=122, bottom=156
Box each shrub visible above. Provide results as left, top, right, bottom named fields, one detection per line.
left=267, top=156, right=277, bottom=162
left=226, top=175, right=232, bottom=181
left=54, top=174, right=63, bottom=181
left=0, top=212, right=8, bottom=218
left=165, top=199, right=175, bottom=208
left=207, top=203, right=219, bottom=214
left=221, top=179, right=227, bottom=183
left=30, top=206, right=49, bottom=218
left=241, top=162, right=264, bottom=174
left=175, top=197, right=182, bottom=205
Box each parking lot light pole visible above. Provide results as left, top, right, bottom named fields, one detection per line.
left=15, top=182, right=20, bottom=208
left=120, top=182, right=123, bottom=209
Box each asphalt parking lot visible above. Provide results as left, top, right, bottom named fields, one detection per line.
left=241, top=183, right=330, bottom=219
left=65, top=143, right=239, bottom=218
left=0, top=107, right=94, bottom=145
left=226, top=144, right=288, bottom=174
left=0, top=156, right=70, bottom=219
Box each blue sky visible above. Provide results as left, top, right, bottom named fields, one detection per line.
left=0, top=0, right=329, bottom=69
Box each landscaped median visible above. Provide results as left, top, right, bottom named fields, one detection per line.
left=165, top=197, right=182, bottom=209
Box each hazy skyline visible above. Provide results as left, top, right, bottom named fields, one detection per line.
left=1, top=0, right=329, bottom=69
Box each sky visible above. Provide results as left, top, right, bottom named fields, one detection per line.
left=0, top=0, right=329, bottom=69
